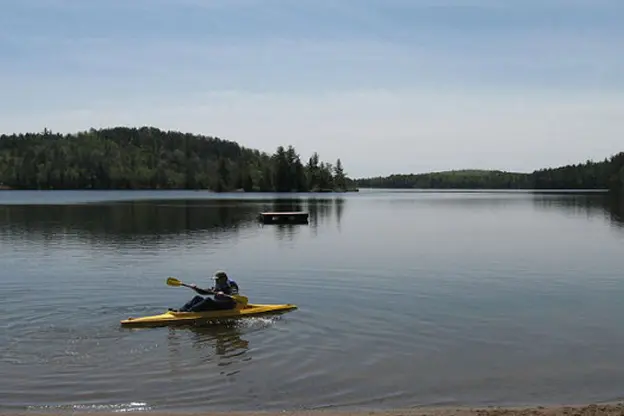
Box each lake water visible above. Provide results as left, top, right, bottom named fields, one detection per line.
left=1, top=189, right=624, bottom=413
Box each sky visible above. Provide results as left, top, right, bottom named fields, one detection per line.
left=1, top=0, right=623, bottom=177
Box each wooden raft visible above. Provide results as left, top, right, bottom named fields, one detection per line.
left=258, top=211, right=309, bottom=224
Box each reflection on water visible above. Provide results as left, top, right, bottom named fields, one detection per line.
left=165, top=323, right=251, bottom=367
left=609, top=196, right=624, bottom=226
left=0, top=199, right=255, bottom=241
left=262, top=197, right=345, bottom=240
left=335, top=198, right=344, bottom=230
left=188, top=325, right=250, bottom=360
left=308, top=197, right=341, bottom=228
left=531, top=192, right=624, bottom=230
left=0, top=196, right=347, bottom=244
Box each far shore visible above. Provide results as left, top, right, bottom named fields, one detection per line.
left=10, top=403, right=624, bottom=416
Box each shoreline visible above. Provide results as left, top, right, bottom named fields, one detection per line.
left=9, top=403, right=624, bottom=416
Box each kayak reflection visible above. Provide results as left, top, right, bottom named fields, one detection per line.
left=166, top=322, right=250, bottom=367
left=189, top=324, right=250, bottom=359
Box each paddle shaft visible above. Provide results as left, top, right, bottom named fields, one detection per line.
left=181, top=282, right=219, bottom=295
left=180, top=281, right=239, bottom=299
left=166, top=276, right=248, bottom=305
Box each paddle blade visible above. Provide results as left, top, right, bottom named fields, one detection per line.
left=166, top=277, right=182, bottom=287
left=233, top=294, right=248, bottom=304
left=232, top=294, right=249, bottom=307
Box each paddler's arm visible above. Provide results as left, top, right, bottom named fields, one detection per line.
left=188, top=284, right=215, bottom=296
left=214, top=291, right=235, bottom=300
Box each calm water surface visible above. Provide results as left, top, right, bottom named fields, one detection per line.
left=1, top=190, right=624, bottom=412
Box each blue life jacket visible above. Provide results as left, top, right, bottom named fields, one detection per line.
left=215, top=279, right=239, bottom=295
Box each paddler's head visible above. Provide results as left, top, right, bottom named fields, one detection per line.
left=213, top=270, right=229, bottom=286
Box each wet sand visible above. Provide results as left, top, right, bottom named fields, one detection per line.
left=193, top=404, right=624, bottom=416
left=9, top=403, right=624, bottom=416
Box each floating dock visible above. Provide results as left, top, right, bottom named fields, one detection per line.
left=258, top=211, right=309, bottom=224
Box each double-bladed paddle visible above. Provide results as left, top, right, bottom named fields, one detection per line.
left=166, top=276, right=249, bottom=306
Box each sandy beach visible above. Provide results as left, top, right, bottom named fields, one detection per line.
left=9, top=403, right=624, bottom=416
left=185, top=404, right=624, bottom=416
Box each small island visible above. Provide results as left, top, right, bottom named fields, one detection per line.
left=0, top=126, right=357, bottom=192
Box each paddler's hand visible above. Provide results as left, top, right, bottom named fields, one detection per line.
left=190, top=283, right=197, bottom=289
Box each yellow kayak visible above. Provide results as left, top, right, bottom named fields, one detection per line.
left=120, top=303, right=297, bottom=327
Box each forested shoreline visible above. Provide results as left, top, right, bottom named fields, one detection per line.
left=1, top=126, right=622, bottom=193
left=356, top=153, right=624, bottom=193
left=0, top=127, right=355, bottom=192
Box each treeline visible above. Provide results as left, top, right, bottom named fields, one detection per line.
left=356, top=153, right=624, bottom=193
left=0, top=127, right=354, bottom=192
left=531, top=154, right=624, bottom=191
left=356, top=170, right=531, bottom=190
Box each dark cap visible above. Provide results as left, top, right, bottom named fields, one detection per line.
left=213, top=270, right=228, bottom=280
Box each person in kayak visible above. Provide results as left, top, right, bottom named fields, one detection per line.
left=174, top=270, right=240, bottom=312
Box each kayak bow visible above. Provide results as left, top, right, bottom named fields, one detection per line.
left=120, top=303, right=297, bottom=327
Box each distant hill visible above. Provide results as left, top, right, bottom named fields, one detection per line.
left=355, top=153, right=624, bottom=193
left=355, top=169, right=531, bottom=189
left=0, top=126, right=355, bottom=192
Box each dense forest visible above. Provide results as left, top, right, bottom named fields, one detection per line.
left=2, top=126, right=622, bottom=193
left=356, top=153, right=624, bottom=193
left=355, top=170, right=530, bottom=190
left=531, top=154, right=624, bottom=191
left=0, top=127, right=354, bottom=192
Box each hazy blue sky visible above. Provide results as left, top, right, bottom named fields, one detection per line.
left=1, top=0, right=622, bottom=177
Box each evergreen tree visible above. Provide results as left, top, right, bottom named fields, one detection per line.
left=306, top=152, right=320, bottom=191
left=334, top=158, right=346, bottom=191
